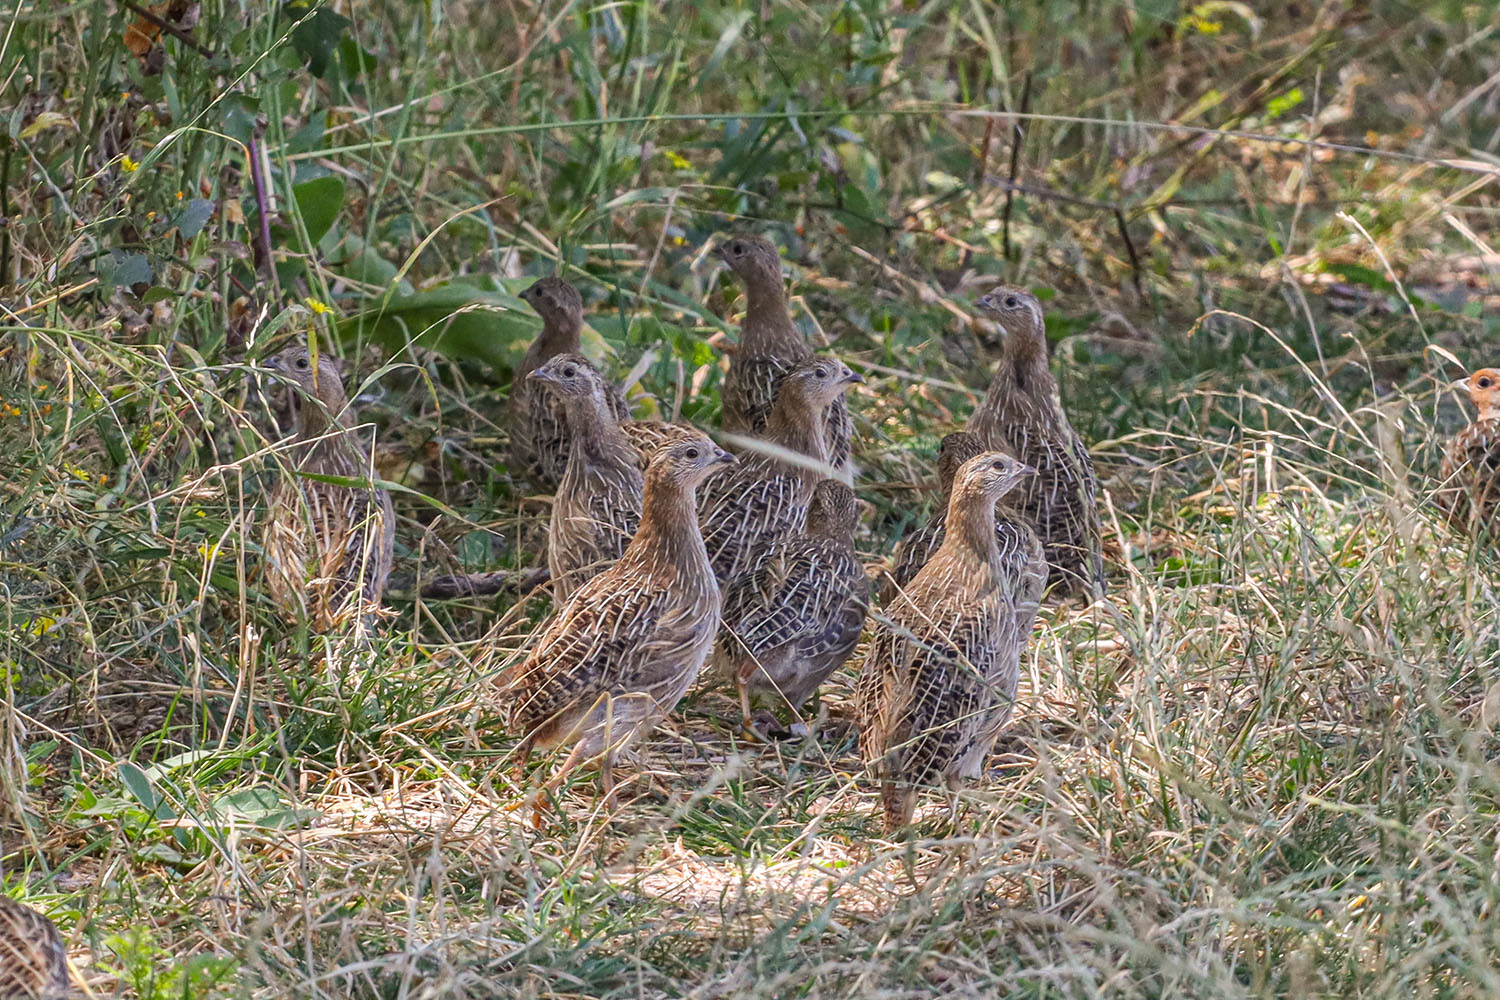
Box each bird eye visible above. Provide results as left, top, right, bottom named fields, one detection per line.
left=563, top=365, right=577, bottom=378
left=1481, top=377, right=1494, bottom=389
left=731, top=242, right=743, bottom=254
left=295, top=357, right=309, bottom=370
left=1003, top=296, right=1019, bottom=309
left=815, top=367, right=828, bottom=379
left=685, top=447, right=700, bottom=459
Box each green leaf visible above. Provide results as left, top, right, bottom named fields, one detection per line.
left=286, top=3, right=351, bottom=78
left=174, top=198, right=215, bottom=240
left=293, top=175, right=345, bottom=247
left=99, top=251, right=153, bottom=292
left=118, top=762, right=171, bottom=819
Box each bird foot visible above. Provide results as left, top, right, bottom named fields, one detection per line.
left=740, top=710, right=810, bottom=742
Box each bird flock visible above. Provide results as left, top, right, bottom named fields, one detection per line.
left=7, top=243, right=1500, bottom=996
left=255, top=235, right=1500, bottom=834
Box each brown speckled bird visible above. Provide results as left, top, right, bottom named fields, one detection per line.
left=262, top=346, right=394, bottom=629
left=501, top=433, right=734, bottom=796
left=1438, top=367, right=1500, bottom=538
left=509, top=276, right=630, bottom=487
left=883, top=432, right=985, bottom=602
left=967, top=286, right=1102, bottom=596
left=715, top=479, right=869, bottom=729
left=716, top=236, right=855, bottom=471
left=0, top=895, right=69, bottom=1000
left=857, top=451, right=1047, bottom=832
left=531, top=353, right=646, bottom=602
left=699, top=357, right=863, bottom=587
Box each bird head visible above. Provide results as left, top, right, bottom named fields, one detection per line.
left=778, top=356, right=864, bottom=409
left=529, top=353, right=605, bottom=401
left=261, top=346, right=346, bottom=407
left=520, top=276, right=583, bottom=326
left=975, top=285, right=1045, bottom=344
left=714, top=234, right=783, bottom=286
left=957, top=450, right=1037, bottom=501
left=1463, top=368, right=1500, bottom=418
left=653, top=433, right=735, bottom=490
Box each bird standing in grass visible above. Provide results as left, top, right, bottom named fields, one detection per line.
left=0, top=895, right=69, bottom=1000
left=716, top=235, right=855, bottom=471
left=531, top=353, right=646, bottom=601
left=699, top=357, right=863, bottom=587
left=857, top=451, right=1046, bottom=832
left=715, top=479, right=868, bottom=733
left=967, top=286, right=1102, bottom=596
left=1438, top=367, right=1500, bottom=539
left=509, top=276, right=630, bottom=487
left=500, top=433, right=733, bottom=801
left=262, top=346, right=394, bottom=630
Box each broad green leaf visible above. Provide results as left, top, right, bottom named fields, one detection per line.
left=293, top=175, right=345, bottom=247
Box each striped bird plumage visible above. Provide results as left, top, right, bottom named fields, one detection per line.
left=966, top=286, right=1102, bottom=596
left=262, top=346, right=394, bottom=630
left=857, top=451, right=1047, bottom=831
left=500, top=434, right=734, bottom=784
left=1437, top=366, right=1500, bottom=540
left=699, top=357, right=863, bottom=588
left=0, top=895, right=69, bottom=1000
left=532, top=353, right=647, bottom=601
left=716, top=479, right=869, bottom=722
left=509, top=277, right=630, bottom=487
left=715, top=235, right=854, bottom=471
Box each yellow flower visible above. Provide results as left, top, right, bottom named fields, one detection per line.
left=305, top=298, right=332, bottom=316
left=198, top=542, right=221, bottom=560
left=121, top=155, right=139, bottom=172
left=26, top=616, right=57, bottom=637
left=175, top=191, right=184, bottom=200
left=664, top=150, right=692, bottom=170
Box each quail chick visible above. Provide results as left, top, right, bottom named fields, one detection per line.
left=716, top=235, right=855, bottom=471
left=882, top=431, right=983, bottom=602
left=0, top=895, right=69, bottom=1000
left=699, top=357, right=863, bottom=587
left=856, top=451, right=1046, bottom=832
left=509, top=276, right=630, bottom=487
left=501, top=433, right=734, bottom=798
left=716, top=479, right=869, bottom=730
left=262, top=346, right=395, bottom=629
left=967, top=286, right=1103, bottom=596
left=1438, top=367, right=1500, bottom=539
left=530, top=353, right=646, bottom=601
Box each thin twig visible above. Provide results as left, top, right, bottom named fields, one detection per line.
left=247, top=117, right=280, bottom=303
left=1001, top=72, right=1032, bottom=263
left=120, top=0, right=213, bottom=56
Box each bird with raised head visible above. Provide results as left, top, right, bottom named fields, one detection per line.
left=715, top=479, right=869, bottom=733
left=500, top=433, right=734, bottom=802
left=529, top=353, right=646, bottom=601
left=857, top=450, right=1047, bottom=832
left=882, top=431, right=987, bottom=602
left=966, top=286, right=1102, bottom=596
left=699, top=357, right=863, bottom=588
left=509, top=276, right=630, bottom=488
left=261, top=345, right=394, bottom=630
left=716, top=235, right=855, bottom=471
left=1438, top=367, right=1500, bottom=539
left=0, top=895, right=70, bottom=1000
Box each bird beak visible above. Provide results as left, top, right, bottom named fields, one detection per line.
left=712, top=242, right=731, bottom=262
left=528, top=368, right=556, bottom=386
left=976, top=294, right=994, bottom=312
left=843, top=370, right=865, bottom=385
left=713, top=448, right=736, bottom=466
left=1017, top=463, right=1039, bottom=478
left=262, top=355, right=282, bottom=372
left=1453, top=376, right=1472, bottom=391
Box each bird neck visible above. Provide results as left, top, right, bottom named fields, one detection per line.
left=806, top=518, right=855, bottom=549
left=738, top=282, right=804, bottom=357
left=293, top=394, right=366, bottom=474
left=625, top=470, right=714, bottom=577
left=563, top=393, right=635, bottom=471
left=764, top=392, right=829, bottom=462
left=536, top=313, right=583, bottom=357
left=943, top=481, right=1001, bottom=564
left=976, top=332, right=1059, bottom=427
